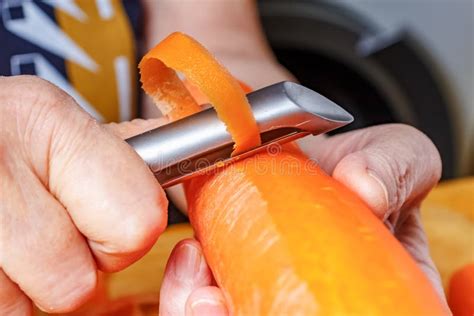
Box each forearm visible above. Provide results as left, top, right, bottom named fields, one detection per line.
left=142, top=0, right=294, bottom=88
left=143, top=0, right=268, bottom=56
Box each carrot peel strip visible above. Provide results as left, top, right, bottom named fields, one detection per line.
left=139, top=32, right=261, bottom=154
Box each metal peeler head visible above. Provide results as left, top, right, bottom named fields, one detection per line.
left=127, top=81, right=354, bottom=187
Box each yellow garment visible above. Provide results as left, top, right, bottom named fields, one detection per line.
left=56, top=0, right=136, bottom=122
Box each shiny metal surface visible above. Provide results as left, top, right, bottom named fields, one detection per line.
left=126, top=82, right=353, bottom=187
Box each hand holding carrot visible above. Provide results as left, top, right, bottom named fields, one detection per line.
left=159, top=124, right=447, bottom=316
left=140, top=6, right=447, bottom=309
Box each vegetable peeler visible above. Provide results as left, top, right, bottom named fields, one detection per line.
left=126, top=81, right=353, bottom=187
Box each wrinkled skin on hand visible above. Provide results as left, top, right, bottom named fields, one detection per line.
left=0, top=76, right=169, bottom=314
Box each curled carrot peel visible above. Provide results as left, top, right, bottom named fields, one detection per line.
left=139, top=58, right=201, bottom=121
left=139, top=32, right=261, bottom=154
left=183, top=78, right=252, bottom=106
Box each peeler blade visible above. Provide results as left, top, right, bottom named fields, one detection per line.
left=127, top=82, right=353, bottom=187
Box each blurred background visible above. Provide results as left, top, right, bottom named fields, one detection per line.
left=258, top=0, right=473, bottom=180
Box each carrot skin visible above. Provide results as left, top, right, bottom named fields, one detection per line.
left=186, top=151, right=448, bottom=315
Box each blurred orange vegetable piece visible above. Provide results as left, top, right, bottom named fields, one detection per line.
left=448, top=263, right=474, bottom=316
left=139, top=32, right=260, bottom=154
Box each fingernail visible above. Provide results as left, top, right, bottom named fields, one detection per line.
left=367, top=170, right=389, bottom=219
left=191, top=299, right=227, bottom=316
left=172, top=243, right=201, bottom=282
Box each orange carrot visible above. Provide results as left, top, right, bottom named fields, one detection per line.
left=186, top=152, right=448, bottom=315
left=139, top=32, right=260, bottom=154
left=140, top=33, right=448, bottom=315
left=448, top=263, right=474, bottom=316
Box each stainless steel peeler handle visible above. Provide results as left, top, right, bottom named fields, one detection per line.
left=126, top=82, right=353, bottom=187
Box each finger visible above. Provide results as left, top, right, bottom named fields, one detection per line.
left=395, top=209, right=450, bottom=311
left=35, top=88, right=169, bottom=272
left=2, top=76, right=168, bottom=273
left=185, top=286, right=228, bottom=316
left=0, top=269, right=33, bottom=315
left=109, top=116, right=192, bottom=216
left=105, top=117, right=169, bottom=140
left=1, top=162, right=96, bottom=313
left=306, top=124, right=442, bottom=222
left=302, top=124, right=448, bottom=305
left=159, top=239, right=213, bottom=316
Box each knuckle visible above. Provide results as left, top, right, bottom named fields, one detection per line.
left=120, top=210, right=165, bottom=255
left=385, top=123, right=427, bottom=144
left=390, top=156, right=411, bottom=211
left=393, top=123, right=442, bottom=182
left=0, top=76, right=86, bottom=174
left=0, top=76, right=72, bottom=133
left=91, top=188, right=168, bottom=272
left=1, top=75, right=51, bottom=97
left=1, top=75, right=53, bottom=91
left=104, top=192, right=168, bottom=264
left=384, top=123, right=442, bottom=201
left=124, top=191, right=168, bottom=252
left=1, top=75, right=72, bottom=111
left=390, top=123, right=432, bottom=147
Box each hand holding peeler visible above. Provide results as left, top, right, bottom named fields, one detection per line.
left=126, top=82, right=353, bottom=187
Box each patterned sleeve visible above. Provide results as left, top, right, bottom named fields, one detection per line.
left=0, top=0, right=142, bottom=123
